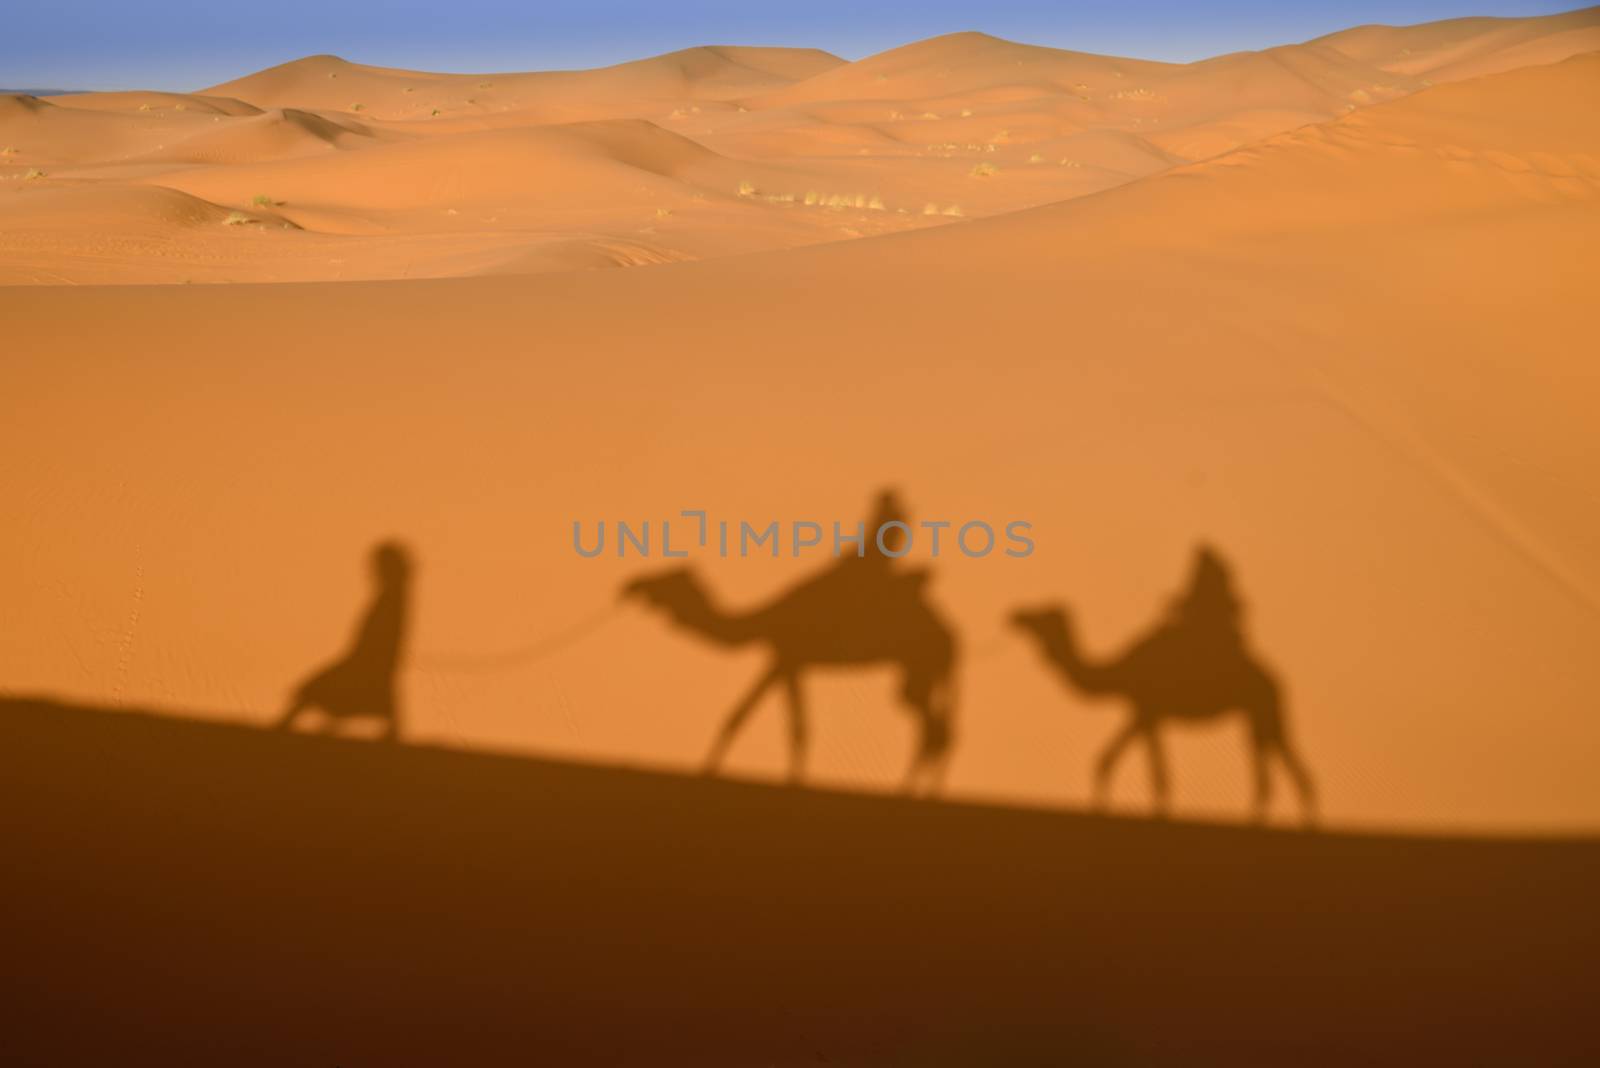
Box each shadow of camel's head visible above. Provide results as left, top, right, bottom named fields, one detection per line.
left=620, top=566, right=698, bottom=606
left=1009, top=604, right=1071, bottom=642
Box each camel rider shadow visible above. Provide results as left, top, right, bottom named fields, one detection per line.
left=1012, top=545, right=1317, bottom=826
left=624, top=489, right=959, bottom=794
left=277, top=540, right=411, bottom=742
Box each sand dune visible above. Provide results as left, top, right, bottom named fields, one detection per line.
left=0, top=92, right=227, bottom=165
left=150, top=119, right=722, bottom=220
left=204, top=46, right=848, bottom=121
left=50, top=89, right=262, bottom=116
left=3, top=50, right=1596, bottom=832
left=1316, top=6, right=1600, bottom=82
left=0, top=180, right=242, bottom=230
left=4, top=9, right=1595, bottom=284
left=131, top=107, right=382, bottom=164
left=744, top=30, right=1178, bottom=105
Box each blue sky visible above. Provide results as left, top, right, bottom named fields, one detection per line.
left=4, top=1, right=1585, bottom=91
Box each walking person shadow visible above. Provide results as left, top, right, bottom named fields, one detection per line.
left=276, top=540, right=412, bottom=742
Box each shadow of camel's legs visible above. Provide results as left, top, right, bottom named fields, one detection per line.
left=782, top=672, right=806, bottom=784
left=1251, top=736, right=1274, bottom=823
left=924, top=717, right=954, bottom=796
left=910, top=740, right=951, bottom=797
left=897, top=678, right=952, bottom=796
left=1278, top=739, right=1318, bottom=827
left=703, top=665, right=781, bottom=775
left=275, top=698, right=309, bottom=732
left=1093, top=720, right=1142, bottom=810
left=901, top=761, right=927, bottom=795
left=900, top=723, right=935, bottom=795
left=1144, top=726, right=1171, bottom=818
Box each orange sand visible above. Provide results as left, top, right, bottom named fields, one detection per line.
left=1, top=11, right=1598, bottom=834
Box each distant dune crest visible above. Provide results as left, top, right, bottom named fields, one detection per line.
left=1, top=6, right=1595, bottom=284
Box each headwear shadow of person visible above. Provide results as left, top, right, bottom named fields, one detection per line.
left=1010, top=544, right=1317, bottom=826
left=276, top=540, right=412, bottom=742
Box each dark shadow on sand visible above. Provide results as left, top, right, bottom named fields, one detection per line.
left=2, top=694, right=1596, bottom=1066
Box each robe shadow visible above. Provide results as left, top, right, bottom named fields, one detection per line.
left=276, top=539, right=411, bottom=741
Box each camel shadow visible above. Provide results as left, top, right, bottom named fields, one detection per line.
left=1011, top=544, right=1317, bottom=826
left=622, top=489, right=958, bottom=794
left=276, top=540, right=412, bottom=742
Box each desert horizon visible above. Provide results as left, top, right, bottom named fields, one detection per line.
left=4, top=5, right=1599, bottom=1061
left=1, top=7, right=1595, bottom=284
